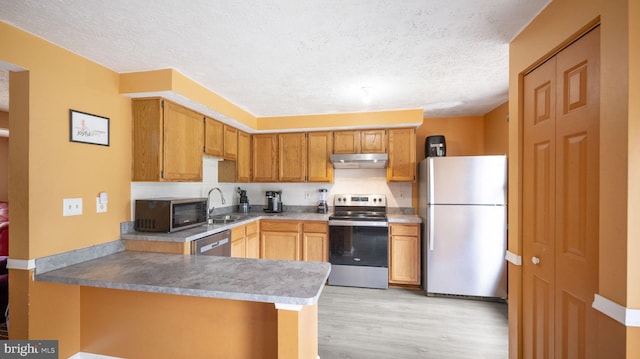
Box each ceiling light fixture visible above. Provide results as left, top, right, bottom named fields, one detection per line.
left=361, top=87, right=371, bottom=104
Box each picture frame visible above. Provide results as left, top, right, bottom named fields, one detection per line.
left=69, top=109, right=110, bottom=146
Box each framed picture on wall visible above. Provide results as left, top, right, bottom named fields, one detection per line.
left=69, top=109, right=110, bottom=146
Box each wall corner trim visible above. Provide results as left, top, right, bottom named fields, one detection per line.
left=275, top=303, right=303, bottom=311
left=6, top=258, right=36, bottom=270
left=593, top=294, right=640, bottom=327
left=505, top=250, right=522, bottom=266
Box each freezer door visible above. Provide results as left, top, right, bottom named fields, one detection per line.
left=428, top=155, right=507, bottom=205
left=425, top=204, right=507, bottom=298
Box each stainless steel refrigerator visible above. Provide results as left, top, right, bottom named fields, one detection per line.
left=419, top=155, right=507, bottom=298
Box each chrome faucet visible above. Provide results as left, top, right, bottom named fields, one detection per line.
left=207, top=187, right=226, bottom=221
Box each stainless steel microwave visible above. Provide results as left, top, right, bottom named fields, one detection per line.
left=134, top=198, right=208, bottom=233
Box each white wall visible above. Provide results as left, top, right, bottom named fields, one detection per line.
left=130, top=157, right=412, bottom=218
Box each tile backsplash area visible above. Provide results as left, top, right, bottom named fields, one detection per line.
left=131, top=156, right=413, bottom=218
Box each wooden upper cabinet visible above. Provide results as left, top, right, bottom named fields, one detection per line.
left=333, top=129, right=386, bottom=154
left=333, top=130, right=361, bottom=154
left=223, top=125, right=238, bottom=160
left=132, top=98, right=204, bottom=182
left=236, top=130, right=251, bottom=182
left=278, top=132, right=307, bottom=182
left=361, top=129, right=386, bottom=153
left=387, top=128, right=416, bottom=182
left=307, top=131, right=333, bottom=182
left=252, top=133, right=278, bottom=182
left=204, top=117, right=224, bottom=157
left=205, top=119, right=237, bottom=160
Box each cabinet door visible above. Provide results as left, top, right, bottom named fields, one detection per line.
left=302, top=232, right=328, bottom=262
left=260, top=231, right=300, bottom=260
left=333, top=130, right=360, bottom=154
left=387, top=128, right=416, bottom=182
left=223, top=125, right=238, bottom=160
left=361, top=129, right=386, bottom=153
left=279, top=132, right=307, bottom=182
left=307, top=131, right=333, bottom=182
left=204, top=117, right=224, bottom=157
left=252, top=134, right=278, bottom=182
left=389, top=224, right=420, bottom=285
left=245, top=221, right=260, bottom=258
left=162, top=101, right=204, bottom=181
left=132, top=98, right=163, bottom=181
left=231, top=225, right=246, bottom=258
left=302, top=221, right=328, bottom=262
left=236, top=130, right=251, bottom=182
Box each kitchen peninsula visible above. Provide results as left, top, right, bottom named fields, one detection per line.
left=35, top=248, right=330, bottom=358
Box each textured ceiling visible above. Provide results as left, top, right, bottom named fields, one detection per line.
left=0, top=0, right=549, bottom=118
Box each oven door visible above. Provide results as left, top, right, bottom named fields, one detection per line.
left=329, top=221, right=389, bottom=267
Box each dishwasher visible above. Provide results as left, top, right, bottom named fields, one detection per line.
left=190, top=230, right=231, bottom=256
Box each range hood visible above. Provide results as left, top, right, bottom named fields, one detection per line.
left=330, top=153, right=388, bottom=169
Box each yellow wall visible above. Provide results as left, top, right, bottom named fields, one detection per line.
left=509, top=0, right=638, bottom=357
left=483, top=102, right=509, bottom=155
left=121, top=69, right=258, bottom=129
left=259, top=109, right=423, bottom=131
left=1, top=21, right=132, bottom=356
left=417, top=116, right=485, bottom=161
left=0, top=111, right=7, bottom=201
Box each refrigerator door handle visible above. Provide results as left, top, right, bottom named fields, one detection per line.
left=429, top=206, right=435, bottom=251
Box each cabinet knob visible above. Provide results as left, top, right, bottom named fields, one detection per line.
left=531, top=256, right=541, bottom=265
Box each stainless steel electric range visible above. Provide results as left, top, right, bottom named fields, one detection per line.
left=328, top=194, right=389, bottom=289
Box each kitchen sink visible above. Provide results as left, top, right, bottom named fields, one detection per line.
left=209, top=214, right=250, bottom=224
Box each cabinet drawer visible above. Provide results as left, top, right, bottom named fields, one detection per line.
left=303, top=221, right=327, bottom=233
left=260, top=220, right=300, bottom=232
left=231, top=226, right=245, bottom=240
left=390, top=224, right=419, bottom=236
left=245, top=221, right=258, bottom=235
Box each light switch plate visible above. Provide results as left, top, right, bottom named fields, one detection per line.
left=96, top=197, right=107, bottom=213
left=63, top=198, right=83, bottom=216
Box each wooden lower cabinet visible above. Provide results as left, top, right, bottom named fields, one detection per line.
left=260, top=220, right=302, bottom=261
left=231, top=221, right=260, bottom=258
left=388, top=223, right=421, bottom=285
left=302, top=221, right=328, bottom=262
left=260, top=220, right=328, bottom=262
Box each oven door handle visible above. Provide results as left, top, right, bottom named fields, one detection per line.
left=329, top=220, right=389, bottom=227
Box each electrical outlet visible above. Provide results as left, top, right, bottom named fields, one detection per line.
left=399, top=192, right=404, bottom=198
left=63, top=198, right=83, bottom=216
left=96, top=197, right=107, bottom=213
left=305, top=191, right=310, bottom=199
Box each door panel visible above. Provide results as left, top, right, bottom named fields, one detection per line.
left=522, top=26, right=599, bottom=359
left=554, top=27, right=599, bottom=359
left=523, top=55, right=557, bottom=359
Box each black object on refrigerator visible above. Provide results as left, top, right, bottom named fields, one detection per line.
left=425, top=135, right=446, bottom=157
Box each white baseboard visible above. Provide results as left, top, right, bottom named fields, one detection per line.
left=69, top=353, right=124, bottom=359
left=593, top=294, right=640, bottom=327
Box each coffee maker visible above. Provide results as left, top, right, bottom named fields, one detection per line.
left=265, top=190, right=283, bottom=213
left=237, top=187, right=250, bottom=214
left=317, top=188, right=328, bottom=213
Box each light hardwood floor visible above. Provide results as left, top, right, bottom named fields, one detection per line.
left=318, top=285, right=508, bottom=359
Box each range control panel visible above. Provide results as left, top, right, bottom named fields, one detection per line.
left=333, top=194, right=386, bottom=207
